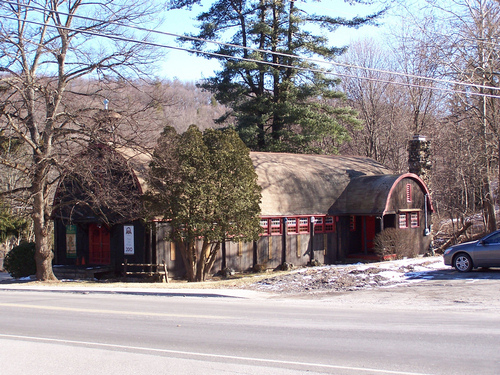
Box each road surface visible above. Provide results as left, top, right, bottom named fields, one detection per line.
left=0, top=281, right=499, bottom=375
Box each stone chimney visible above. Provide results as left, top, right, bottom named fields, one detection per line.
left=408, top=134, right=431, bottom=189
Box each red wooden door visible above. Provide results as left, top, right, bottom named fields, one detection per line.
left=89, top=224, right=110, bottom=265
left=362, top=216, right=376, bottom=251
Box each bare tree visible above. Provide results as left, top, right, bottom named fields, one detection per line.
left=337, top=39, right=416, bottom=172
left=54, top=141, right=144, bottom=227
left=421, top=0, right=500, bottom=232
left=384, top=0, right=500, bottom=234
left=0, top=0, right=166, bottom=280
left=390, top=17, right=443, bottom=136
left=432, top=110, right=483, bottom=229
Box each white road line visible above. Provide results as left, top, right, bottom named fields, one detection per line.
left=0, top=333, right=434, bottom=375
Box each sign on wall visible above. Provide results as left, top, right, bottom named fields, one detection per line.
left=124, top=225, right=134, bottom=255
left=66, top=225, right=77, bottom=258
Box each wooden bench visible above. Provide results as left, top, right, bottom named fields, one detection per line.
left=122, top=259, right=169, bottom=283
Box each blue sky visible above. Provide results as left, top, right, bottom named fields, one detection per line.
left=158, top=1, right=390, bottom=82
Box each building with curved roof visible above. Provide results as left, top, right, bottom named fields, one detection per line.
left=52, top=146, right=434, bottom=278
left=246, top=152, right=433, bottom=269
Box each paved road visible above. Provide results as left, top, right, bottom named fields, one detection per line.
left=0, top=283, right=499, bottom=375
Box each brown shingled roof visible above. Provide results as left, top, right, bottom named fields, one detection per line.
left=116, top=149, right=417, bottom=217
left=250, top=152, right=393, bottom=216
left=329, top=173, right=434, bottom=216
left=330, top=174, right=402, bottom=215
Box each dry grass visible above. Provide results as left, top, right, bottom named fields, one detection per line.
left=17, top=270, right=290, bottom=290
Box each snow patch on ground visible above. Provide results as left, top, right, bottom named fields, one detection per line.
left=248, top=256, right=446, bottom=295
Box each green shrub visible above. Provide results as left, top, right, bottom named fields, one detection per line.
left=4, top=242, right=36, bottom=278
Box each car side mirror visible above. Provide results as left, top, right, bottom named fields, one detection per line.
left=480, top=240, right=486, bottom=246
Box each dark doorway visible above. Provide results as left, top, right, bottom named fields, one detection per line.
left=89, top=223, right=111, bottom=265
left=383, top=214, right=396, bottom=229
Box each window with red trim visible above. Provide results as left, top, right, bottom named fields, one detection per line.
left=410, top=212, right=419, bottom=228
left=325, top=216, right=335, bottom=232
left=298, top=218, right=309, bottom=233
left=406, top=184, right=412, bottom=202
left=399, top=214, right=408, bottom=228
left=260, top=219, right=269, bottom=236
left=270, top=218, right=282, bottom=235
left=287, top=218, right=297, bottom=234
left=313, top=217, right=323, bottom=233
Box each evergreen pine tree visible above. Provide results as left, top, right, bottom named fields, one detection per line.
left=171, top=0, right=385, bottom=153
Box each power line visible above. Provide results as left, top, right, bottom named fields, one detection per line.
left=2, top=2, right=500, bottom=99
left=295, top=0, right=386, bottom=18
left=9, top=0, right=500, bottom=94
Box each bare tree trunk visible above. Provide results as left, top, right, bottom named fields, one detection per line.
left=204, top=242, right=220, bottom=281
left=33, top=224, right=56, bottom=281
left=178, top=240, right=196, bottom=282
left=195, top=241, right=207, bottom=281
left=435, top=220, right=473, bottom=253
left=483, top=180, right=497, bottom=232
left=480, top=47, right=497, bottom=232
left=32, top=176, right=57, bottom=281
left=192, top=241, right=221, bottom=282
left=196, top=240, right=212, bottom=282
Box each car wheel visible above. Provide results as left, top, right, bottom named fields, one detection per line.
left=453, top=253, right=473, bottom=272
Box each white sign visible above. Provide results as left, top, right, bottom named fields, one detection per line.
left=124, top=225, right=134, bottom=255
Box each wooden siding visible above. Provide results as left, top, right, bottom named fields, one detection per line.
left=385, top=177, right=426, bottom=214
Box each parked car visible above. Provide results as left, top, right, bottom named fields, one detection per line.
left=444, top=230, right=500, bottom=272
